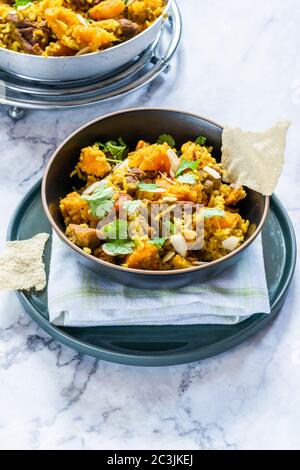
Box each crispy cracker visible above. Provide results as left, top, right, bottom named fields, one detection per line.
left=221, top=121, right=291, bottom=195
left=0, top=233, right=49, bottom=291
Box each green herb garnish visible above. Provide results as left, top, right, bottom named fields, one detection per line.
left=195, top=135, right=206, bottom=146
left=149, top=238, right=167, bottom=249
left=203, top=208, right=226, bottom=219
left=14, top=0, right=32, bottom=7
left=176, top=159, right=200, bottom=177
left=157, top=134, right=176, bottom=148
left=81, top=182, right=114, bottom=219
left=103, top=240, right=134, bottom=256
left=96, top=137, right=128, bottom=162
left=177, top=173, right=196, bottom=184
left=138, top=183, right=160, bottom=191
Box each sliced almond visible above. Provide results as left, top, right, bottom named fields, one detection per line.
left=167, top=149, right=180, bottom=177
left=114, top=158, right=129, bottom=171
left=76, top=47, right=91, bottom=56
left=162, top=196, right=177, bottom=202
left=82, top=181, right=102, bottom=195
left=159, top=172, right=176, bottom=184
left=230, top=183, right=242, bottom=189
left=192, top=261, right=208, bottom=266
left=222, top=236, right=240, bottom=251
left=162, top=251, right=176, bottom=263
left=183, top=229, right=197, bottom=241
left=203, top=166, right=221, bottom=180
left=77, top=14, right=88, bottom=26
left=170, top=234, right=188, bottom=258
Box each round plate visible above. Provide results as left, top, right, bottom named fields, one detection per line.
left=7, top=181, right=296, bottom=366
left=0, top=2, right=181, bottom=111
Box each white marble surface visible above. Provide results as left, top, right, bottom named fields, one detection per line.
left=0, top=0, right=299, bottom=450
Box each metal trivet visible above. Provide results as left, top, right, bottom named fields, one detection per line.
left=0, top=1, right=181, bottom=120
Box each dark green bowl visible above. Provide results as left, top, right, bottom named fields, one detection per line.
left=42, top=108, right=269, bottom=289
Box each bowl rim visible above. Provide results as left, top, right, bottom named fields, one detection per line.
left=41, top=107, right=270, bottom=276
left=0, top=0, right=172, bottom=61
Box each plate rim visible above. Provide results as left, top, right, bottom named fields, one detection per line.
left=6, top=180, right=297, bottom=366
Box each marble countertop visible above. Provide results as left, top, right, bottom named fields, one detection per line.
left=0, top=0, right=299, bottom=450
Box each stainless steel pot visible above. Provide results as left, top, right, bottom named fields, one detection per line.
left=0, top=0, right=172, bottom=82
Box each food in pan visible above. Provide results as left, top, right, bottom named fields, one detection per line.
left=59, top=134, right=251, bottom=271
left=0, top=0, right=166, bottom=56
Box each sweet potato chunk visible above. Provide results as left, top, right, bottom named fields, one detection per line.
left=222, top=185, right=247, bottom=206
left=45, top=7, right=117, bottom=51
left=128, top=143, right=170, bottom=173
left=89, top=0, right=125, bottom=21
left=205, top=212, right=241, bottom=233
left=60, top=191, right=98, bottom=227
left=77, top=145, right=111, bottom=178
left=125, top=243, right=159, bottom=270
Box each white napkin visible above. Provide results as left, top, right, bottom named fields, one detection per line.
left=48, top=233, right=270, bottom=326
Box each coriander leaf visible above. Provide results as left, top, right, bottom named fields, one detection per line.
left=14, top=0, right=32, bottom=7
left=195, top=135, right=206, bottom=146
left=176, top=158, right=200, bottom=177
left=138, top=183, right=159, bottom=191
left=103, top=240, right=134, bottom=256
left=203, top=208, right=226, bottom=219
left=118, top=136, right=127, bottom=147
left=103, top=219, right=128, bottom=240
left=81, top=182, right=114, bottom=218
left=177, top=173, right=196, bottom=184
left=149, top=238, right=167, bottom=249
left=95, top=137, right=128, bottom=161
left=122, top=200, right=143, bottom=215
left=106, top=140, right=127, bottom=159
left=157, top=134, right=176, bottom=148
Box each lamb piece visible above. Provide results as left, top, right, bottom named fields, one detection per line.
left=128, top=167, right=147, bottom=177
left=125, top=167, right=147, bottom=187
left=18, top=27, right=35, bottom=42
left=6, top=13, right=51, bottom=54
left=14, top=30, right=32, bottom=54
left=6, top=12, right=20, bottom=25
left=203, top=179, right=214, bottom=194
left=125, top=243, right=159, bottom=270
left=65, top=224, right=100, bottom=249
left=118, top=19, right=141, bottom=38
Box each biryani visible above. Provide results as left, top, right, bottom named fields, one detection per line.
left=0, top=0, right=165, bottom=56
left=59, top=134, right=250, bottom=271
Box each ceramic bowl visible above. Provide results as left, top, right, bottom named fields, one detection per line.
left=42, top=108, right=269, bottom=288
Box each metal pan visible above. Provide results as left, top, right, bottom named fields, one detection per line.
left=0, top=0, right=172, bottom=82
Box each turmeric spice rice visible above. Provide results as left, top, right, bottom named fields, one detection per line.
left=59, top=134, right=250, bottom=271
left=0, top=0, right=165, bottom=56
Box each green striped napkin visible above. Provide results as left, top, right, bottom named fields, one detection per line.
left=48, top=234, right=270, bottom=326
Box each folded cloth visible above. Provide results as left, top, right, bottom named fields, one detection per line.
left=48, top=233, right=270, bottom=327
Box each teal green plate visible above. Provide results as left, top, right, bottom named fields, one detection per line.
left=7, top=181, right=297, bottom=366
